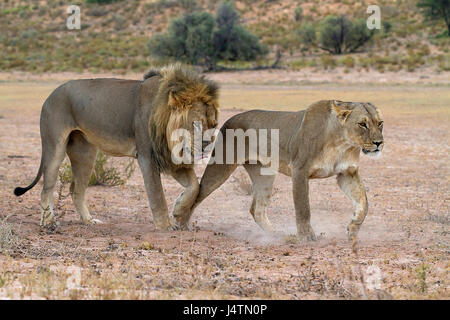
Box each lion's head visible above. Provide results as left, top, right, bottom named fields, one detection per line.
left=146, top=64, right=219, bottom=171
left=331, top=100, right=384, bottom=158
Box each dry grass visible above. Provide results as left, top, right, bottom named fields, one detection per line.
left=0, top=216, right=20, bottom=255
left=0, top=81, right=448, bottom=300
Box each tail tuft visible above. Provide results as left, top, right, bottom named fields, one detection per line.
left=14, top=187, right=28, bottom=197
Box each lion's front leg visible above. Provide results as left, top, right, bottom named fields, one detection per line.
left=171, top=168, right=199, bottom=230
left=292, top=168, right=316, bottom=241
left=138, top=156, right=173, bottom=230
left=337, top=171, right=368, bottom=240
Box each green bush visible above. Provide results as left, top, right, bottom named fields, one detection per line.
left=296, top=22, right=316, bottom=46
left=340, top=56, right=355, bottom=68
left=213, top=1, right=267, bottom=61
left=318, top=15, right=374, bottom=54
left=148, top=11, right=215, bottom=68
left=417, top=0, right=450, bottom=36
left=148, top=1, right=266, bottom=69
left=383, top=21, right=393, bottom=34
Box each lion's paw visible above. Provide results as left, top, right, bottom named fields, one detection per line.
left=40, top=208, right=58, bottom=232
left=169, top=222, right=190, bottom=231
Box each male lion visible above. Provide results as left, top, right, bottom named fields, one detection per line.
left=14, top=64, right=219, bottom=231
left=189, top=100, right=384, bottom=240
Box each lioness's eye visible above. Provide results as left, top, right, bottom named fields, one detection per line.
left=358, top=122, right=367, bottom=129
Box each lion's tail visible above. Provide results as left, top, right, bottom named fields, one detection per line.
left=14, top=158, right=43, bottom=197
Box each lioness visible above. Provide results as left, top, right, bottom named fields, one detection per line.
left=14, top=64, right=219, bottom=231
left=190, top=100, right=384, bottom=240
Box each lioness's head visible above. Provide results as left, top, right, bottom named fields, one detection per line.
left=149, top=64, right=219, bottom=166
left=332, top=100, right=384, bottom=158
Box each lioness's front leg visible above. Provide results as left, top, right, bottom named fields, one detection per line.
left=138, top=156, right=173, bottom=230
left=337, top=170, right=368, bottom=240
left=292, top=168, right=316, bottom=241
left=171, top=168, right=199, bottom=230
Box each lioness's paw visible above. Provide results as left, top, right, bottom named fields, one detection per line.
left=347, top=224, right=360, bottom=241
left=81, top=217, right=103, bottom=225
left=154, top=219, right=176, bottom=231
left=88, top=218, right=104, bottom=225
left=297, top=231, right=317, bottom=242
left=40, top=210, right=58, bottom=232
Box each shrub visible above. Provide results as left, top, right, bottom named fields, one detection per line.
left=340, top=56, right=355, bottom=68
left=59, top=152, right=135, bottom=187
left=318, top=15, right=374, bottom=54
left=148, top=11, right=215, bottom=68
left=320, top=54, right=337, bottom=69
left=148, top=1, right=266, bottom=69
left=417, top=0, right=450, bottom=36
left=296, top=22, right=316, bottom=47
left=382, top=20, right=392, bottom=34
left=294, top=7, right=303, bottom=22
left=213, top=1, right=267, bottom=61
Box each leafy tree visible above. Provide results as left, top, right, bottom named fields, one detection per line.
left=297, top=22, right=316, bottom=46
left=417, top=0, right=450, bottom=36
left=345, top=18, right=373, bottom=52
left=148, top=1, right=266, bottom=69
left=147, top=12, right=216, bottom=69
left=213, top=1, right=267, bottom=61
left=318, top=15, right=374, bottom=54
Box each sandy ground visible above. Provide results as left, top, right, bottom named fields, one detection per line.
left=0, top=81, right=448, bottom=299
left=1, top=68, right=449, bottom=85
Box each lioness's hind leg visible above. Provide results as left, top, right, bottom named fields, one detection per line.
left=244, top=164, right=276, bottom=232
left=171, top=168, right=199, bottom=230
left=66, top=131, right=100, bottom=225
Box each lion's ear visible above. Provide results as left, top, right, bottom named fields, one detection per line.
left=168, top=91, right=184, bottom=110
left=331, top=100, right=352, bottom=125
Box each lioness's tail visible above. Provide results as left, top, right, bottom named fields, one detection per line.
left=14, top=159, right=43, bottom=196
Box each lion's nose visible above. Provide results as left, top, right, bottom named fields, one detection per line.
left=373, top=141, right=383, bottom=147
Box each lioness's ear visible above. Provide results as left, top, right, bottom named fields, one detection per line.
left=331, top=100, right=352, bottom=125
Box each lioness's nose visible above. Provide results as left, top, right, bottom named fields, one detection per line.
left=373, top=141, right=383, bottom=147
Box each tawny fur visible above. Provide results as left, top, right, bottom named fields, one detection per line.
left=190, top=100, right=384, bottom=241
left=14, top=63, right=219, bottom=231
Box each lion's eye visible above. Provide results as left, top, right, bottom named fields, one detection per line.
left=358, top=122, right=367, bottom=129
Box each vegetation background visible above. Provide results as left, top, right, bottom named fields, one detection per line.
left=0, top=0, right=448, bottom=300
left=0, top=0, right=448, bottom=74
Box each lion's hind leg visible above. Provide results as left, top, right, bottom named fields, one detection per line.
left=66, top=131, right=101, bottom=225
left=40, top=131, right=70, bottom=230
left=244, top=163, right=276, bottom=232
